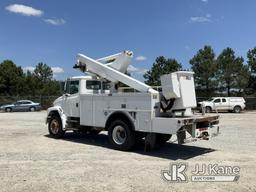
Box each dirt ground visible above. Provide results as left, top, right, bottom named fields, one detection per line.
left=0, top=111, right=255, bottom=192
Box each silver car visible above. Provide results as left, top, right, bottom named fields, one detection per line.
left=0, top=100, right=41, bottom=112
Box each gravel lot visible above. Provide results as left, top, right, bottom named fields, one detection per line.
left=0, top=111, right=255, bottom=192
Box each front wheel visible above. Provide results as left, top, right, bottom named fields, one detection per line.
left=48, top=116, right=65, bottom=138
left=29, top=107, right=35, bottom=112
left=108, top=119, right=135, bottom=151
left=5, top=107, right=12, bottom=112
left=233, top=106, right=242, bottom=113
left=205, top=106, right=211, bottom=113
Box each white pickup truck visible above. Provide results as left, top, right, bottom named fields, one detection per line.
left=198, top=97, right=246, bottom=113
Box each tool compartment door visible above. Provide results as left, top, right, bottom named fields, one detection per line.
left=80, top=94, right=93, bottom=126
left=151, top=117, right=180, bottom=134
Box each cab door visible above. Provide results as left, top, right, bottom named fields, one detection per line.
left=14, top=101, right=23, bottom=111
left=62, top=80, right=80, bottom=117
left=220, top=98, right=229, bottom=110
left=212, top=98, right=221, bottom=111
left=80, top=80, right=102, bottom=127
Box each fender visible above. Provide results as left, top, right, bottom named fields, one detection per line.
left=105, top=110, right=135, bottom=131
left=46, top=106, right=67, bottom=129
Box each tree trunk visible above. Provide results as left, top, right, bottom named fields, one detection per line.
left=227, top=85, right=230, bottom=96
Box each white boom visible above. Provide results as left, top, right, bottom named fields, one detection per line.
left=97, top=51, right=131, bottom=73
left=75, top=51, right=158, bottom=94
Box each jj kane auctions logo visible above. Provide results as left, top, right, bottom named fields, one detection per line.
left=161, top=163, right=240, bottom=182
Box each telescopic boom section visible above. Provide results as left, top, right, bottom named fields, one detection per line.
left=74, top=51, right=158, bottom=94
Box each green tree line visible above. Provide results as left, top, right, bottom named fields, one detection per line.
left=1, top=46, right=256, bottom=98
left=0, top=60, right=63, bottom=96
left=144, top=46, right=256, bottom=97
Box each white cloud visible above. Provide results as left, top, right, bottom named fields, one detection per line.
left=128, top=65, right=147, bottom=75
left=185, top=45, right=190, bottom=50
left=5, top=4, right=66, bottom=26
left=23, top=66, right=35, bottom=72
left=5, top=4, right=43, bottom=16
left=201, top=0, right=208, bottom=3
left=44, top=18, right=66, bottom=25
left=190, top=14, right=211, bottom=23
left=23, top=66, right=64, bottom=74
left=135, top=56, right=147, bottom=61
left=51, top=67, right=64, bottom=74
left=206, top=14, right=211, bottom=18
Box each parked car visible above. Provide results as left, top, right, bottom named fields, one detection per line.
left=0, top=100, right=41, bottom=112
left=198, top=97, right=246, bottom=113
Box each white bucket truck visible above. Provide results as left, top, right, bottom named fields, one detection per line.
left=46, top=51, right=219, bottom=150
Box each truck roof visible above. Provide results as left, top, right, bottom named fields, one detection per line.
left=68, top=76, right=95, bottom=80
left=17, top=100, right=33, bottom=103
left=174, top=71, right=194, bottom=75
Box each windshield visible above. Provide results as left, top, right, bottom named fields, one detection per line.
left=207, top=98, right=214, bottom=101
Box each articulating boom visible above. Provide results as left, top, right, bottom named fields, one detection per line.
left=74, top=51, right=158, bottom=94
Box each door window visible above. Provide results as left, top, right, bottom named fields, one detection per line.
left=222, top=98, right=226, bottom=103
left=22, top=101, right=32, bottom=104
left=214, top=99, right=221, bottom=103
left=86, top=80, right=101, bottom=90
left=65, top=80, right=79, bottom=94
left=102, top=82, right=110, bottom=90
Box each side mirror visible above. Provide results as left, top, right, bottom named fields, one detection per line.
left=64, top=80, right=68, bottom=93
left=64, top=93, right=70, bottom=97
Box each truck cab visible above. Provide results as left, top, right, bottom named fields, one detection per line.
left=53, top=76, right=110, bottom=119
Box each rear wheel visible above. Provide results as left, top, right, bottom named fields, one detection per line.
left=108, top=119, right=135, bottom=151
left=233, top=106, right=242, bottom=113
left=5, top=107, right=12, bottom=112
left=48, top=116, right=65, bottom=138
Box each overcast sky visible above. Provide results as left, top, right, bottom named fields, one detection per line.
left=0, top=0, right=255, bottom=80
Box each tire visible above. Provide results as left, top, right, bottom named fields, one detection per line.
left=29, top=107, right=35, bottom=112
left=156, top=134, right=172, bottom=144
left=205, top=106, right=211, bottom=113
left=48, top=115, right=65, bottom=138
left=233, top=106, right=242, bottom=113
left=5, top=107, right=12, bottom=112
left=108, top=119, right=135, bottom=151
